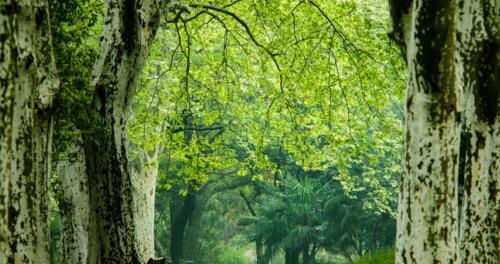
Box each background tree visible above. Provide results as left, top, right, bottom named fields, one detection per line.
left=82, top=0, right=162, bottom=262
left=48, top=0, right=101, bottom=262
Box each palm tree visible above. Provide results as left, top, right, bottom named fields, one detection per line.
left=245, top=178, right=327, bottom=264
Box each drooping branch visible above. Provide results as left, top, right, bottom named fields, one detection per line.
left=189, top=3, right=278, bottom=56
left=240, top=191, right=257, bottom=216
left=167, top=2, right=284, bottom=92
left=169, top=125, right=225, bottom=134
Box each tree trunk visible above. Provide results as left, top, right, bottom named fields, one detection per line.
left=0, top=1, right=58, bottom=263
left=456, top=1, right=499, bottom=262
left=391, top=1, right=500, bottom=263
left=460, top=95, right=500, bottom=263
left=169, top=190, right=196, bottom=264
left=302, top=243, right=310, bottom=264
left=83, top=0, right=160, bottom=263
left=57, top=143, right=89, bottom=264
left=239, top=191, right=264, bottom=264
left=178, top=176, right=251, bottom=263
left=184, top=191, right=206, bottom=263
left=255, top=239, right=264, bottom=264
left=391, top=1, right=462, bottom=263
left=132, top=148, right=162, bottom=263
left=285, top=248, right=299, bottom=264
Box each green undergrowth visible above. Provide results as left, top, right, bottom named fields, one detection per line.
left=353, top=249, right=395, bottom=264
left=214, top=246, right=252, bottom=264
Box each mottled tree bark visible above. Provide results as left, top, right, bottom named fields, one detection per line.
left=0, top=1, right=58, bottom=263
left=460, top=95, right=499, bottom=263
left=83, top=0, right=161, bottom=263
left=0, top=2, right=16, bottom=260
left=456, top=1, right=499, bottom=262
left=391, top=0, right=499, bottom=263
left=57, top=143, right=89, bottom=264
left=391, top=1, right=462, bottom=263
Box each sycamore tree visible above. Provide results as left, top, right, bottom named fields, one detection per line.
left=2, top=0, right=162, bottom=263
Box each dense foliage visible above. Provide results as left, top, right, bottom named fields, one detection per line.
left=47, top=0, right=405, bottom=263
left=129, top=0, right=404, bottom=263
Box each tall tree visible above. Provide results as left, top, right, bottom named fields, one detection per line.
left=0, top=1, right=59, bottom=263
left=390, top=0, right=499, bottom=263
left=48, top=0, right=100, bottom=262
left=82, top=0, right=162, bottom=263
